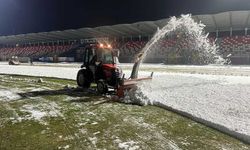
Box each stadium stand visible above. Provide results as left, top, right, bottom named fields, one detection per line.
left=0, top=44, right=76, bottom=60
left=1, top=10, right=250, bottom=64
left=218, top=35, right=250, bottom=64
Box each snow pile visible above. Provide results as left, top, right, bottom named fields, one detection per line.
left=58, top=145, right=70, bottom=150
left=0, top=89, right=21, bottom=101
left=118, top=141, right=140, bottom=150
left=88, top=137, right=98, bottom=146
left=130, top=73, right=250, bottom=143
left=22, top=105, right=47, bottom=120
left=18, top=101, right=64, bottom=123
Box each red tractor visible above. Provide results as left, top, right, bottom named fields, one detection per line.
left=76, top=43, right=123, bottom=94
left=76, top=43, right=153, bottom=97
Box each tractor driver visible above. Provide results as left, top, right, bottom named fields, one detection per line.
left=89, top=54, right=103, bottom=79
left=88, top=54, right=98, bottom=79
left=90, top=54, right=97, bottom=65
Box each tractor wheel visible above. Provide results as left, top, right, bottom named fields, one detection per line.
left=77, top=69, right=91, bottom=88
left=97, top=80, right=108, bottom=94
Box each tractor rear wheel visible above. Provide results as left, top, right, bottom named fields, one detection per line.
left=77, top=69, right=91, bottom=88
left=97, top=80, right=108, bottom=94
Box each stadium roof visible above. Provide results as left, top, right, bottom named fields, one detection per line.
left=1, top=10, right=250, bottom=44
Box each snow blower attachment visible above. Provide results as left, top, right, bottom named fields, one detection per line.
left=117, top=53, right=153, bottom=98
left=76, top=43, right=153, bottom=98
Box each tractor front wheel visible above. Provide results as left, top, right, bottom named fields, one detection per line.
left=77, top=69, right=91, bottom=88
left=97, top=80, right=108, bottom=94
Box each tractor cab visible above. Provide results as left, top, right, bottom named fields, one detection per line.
left=83, top=44, right=117, bottom=67
left=77, top=43, right=123, bottom=94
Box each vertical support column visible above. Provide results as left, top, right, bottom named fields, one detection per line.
left=245, top=28, right=248, bottom=36
left=216, top=30, right=219, bottom=38
left=230, top=27, right=233, bottom=37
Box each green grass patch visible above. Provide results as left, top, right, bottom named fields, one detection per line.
left=0, top=75, right=249, bottom=149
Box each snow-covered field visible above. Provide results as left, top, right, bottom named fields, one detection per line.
left=0, top=62, right=80, bottom=80
left=0, top=62, right=250, bottom=143
left=134, top=73, right=250, bottom=143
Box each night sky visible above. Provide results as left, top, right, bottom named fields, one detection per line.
left=0, top=0, right=250, bottom=36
